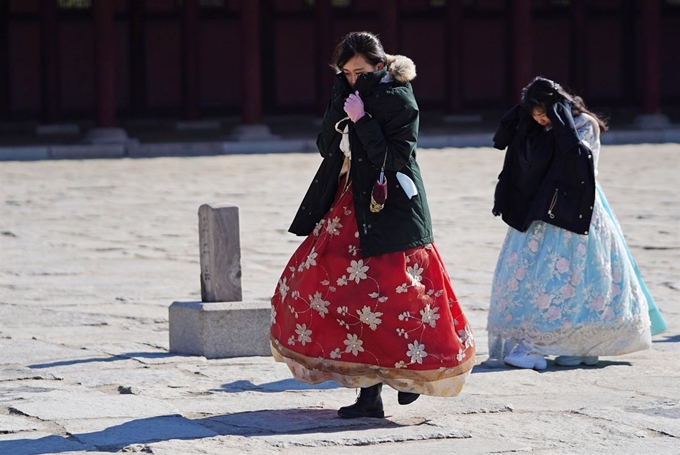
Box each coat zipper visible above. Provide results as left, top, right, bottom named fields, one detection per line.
left=547, top=188, right=558, bottom=219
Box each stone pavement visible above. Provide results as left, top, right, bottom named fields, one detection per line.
left=0, top=144, right=678, bottom=454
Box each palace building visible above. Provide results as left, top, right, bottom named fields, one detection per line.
left=1, top=0, right=678, bottom=131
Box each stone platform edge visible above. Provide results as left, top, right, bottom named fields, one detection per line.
left=2, top=128, right=680, bottom=161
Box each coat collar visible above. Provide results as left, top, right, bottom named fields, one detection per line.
left=334, top=54, right=417, bottom=97
left=334, top=68, right=387, bottom=97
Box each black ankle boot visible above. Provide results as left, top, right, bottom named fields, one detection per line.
left=338, top=383, right=384, bottom=418
left=397, top=391, right=420, bottom=405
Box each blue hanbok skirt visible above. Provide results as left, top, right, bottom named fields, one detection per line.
left=488, top=184, right=665, bottom=359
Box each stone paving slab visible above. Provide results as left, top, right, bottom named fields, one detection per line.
left=8, top=390, right=181, bottom=421
left=0, top=414, right=46, bottom=433
left=0, top=146, right=50, bottom=161
left=57, top=366, right=197, bottom=389
left=0, top=339, right=94, bottom=366
left=0, top=368, right=59, bottom=382
left=49, top=144, right=127, bottom=160
left=122, top=436, right=281, bottom=455
left=574, top=405, right=680, bottom=438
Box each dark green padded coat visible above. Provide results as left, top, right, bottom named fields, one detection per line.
left=289, top=54, right=434, bottom=258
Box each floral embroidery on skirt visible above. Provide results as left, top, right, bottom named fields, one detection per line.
left=271, top=180, right=474, bottom=397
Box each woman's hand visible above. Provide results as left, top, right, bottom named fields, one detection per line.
left=344, top=91, right=365, bottom=123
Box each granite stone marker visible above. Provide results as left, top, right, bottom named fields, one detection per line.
left=169, top=203, right=271, bottom=358
left=199, top=203, right=242, bottom=302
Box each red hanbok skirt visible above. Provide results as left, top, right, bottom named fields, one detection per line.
left=270, top=178, right=475, bottom=396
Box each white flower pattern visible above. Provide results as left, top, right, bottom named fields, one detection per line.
left=309, top=292, right=331, bottom=318
left=344, top=333, right=365, bottom=356
left=295, top=324, right=312, bottom=345
left=326, top=217, right=343, bottom=236
left=357, top=306, right=383, bottom=330
left=278, top=278, right=289, bottom=299
left=304, top=248, right=318, bottom=270
left=406, top=340, right=428, bottom=364
left=347, top=260, right=369, bottom=284
left=407, top=263, right=424, bottom=285
left=420, top=304, right=440, bottom=328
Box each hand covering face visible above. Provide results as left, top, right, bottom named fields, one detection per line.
left=344, top=91, right=366, bottom=123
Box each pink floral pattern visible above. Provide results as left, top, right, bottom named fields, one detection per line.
left=487, top=115, right=652, bottom=359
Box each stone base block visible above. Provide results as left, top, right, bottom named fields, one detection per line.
left=228, top=124, right=281, bottom=141
left=169, top=300, right=271, bottom=358
left=0, top=147, right=50, bottom=161
left=36, top=123, right=81, bottom=135
left=83, top=127, right=138, bottom=145
left=175, top=120, right=222, bottom=130
left=443, top=114, right=483, bottom=124
left=634, top=114, right=672, bottom=130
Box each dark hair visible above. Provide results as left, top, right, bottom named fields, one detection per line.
left=332, top=31, right=386, bottom=71
left=521, top=76, right=608, bottom=134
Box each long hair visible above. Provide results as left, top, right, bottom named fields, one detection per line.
left=521, top=76, right=608, bottom=134
left=332, top=31, right=386, bottom=71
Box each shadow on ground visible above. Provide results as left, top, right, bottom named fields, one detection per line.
left=0, top=408, right=414, bottom=455
left=473, top=359, right=632, bottom=373
left=654, top=333, right=680, bottom=343
left=213, top=378, right=341, bottom=393
left=27, top=352, right=181, bottom=369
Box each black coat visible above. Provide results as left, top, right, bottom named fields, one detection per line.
left=289, top=56, right=434, bottom=258
left=492, top=100, right=596, bottom=235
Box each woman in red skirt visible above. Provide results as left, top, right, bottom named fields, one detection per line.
left=270, top=31, right=475, bottom=418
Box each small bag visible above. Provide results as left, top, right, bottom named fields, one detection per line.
left=370, top=151, right=388, bottom=213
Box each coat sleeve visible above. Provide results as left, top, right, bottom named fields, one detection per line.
left=351, top=89, right=419, bottom=172
left=547, top=100, right=580, bottom=154
left=492, top=104, right=522, bottom=150
left=316, top=80, right=350, bottom=158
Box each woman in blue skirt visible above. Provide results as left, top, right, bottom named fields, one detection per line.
left=487, top=76, right=666, bottom=370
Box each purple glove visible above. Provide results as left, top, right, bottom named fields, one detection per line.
left=344, top=91, right=365, bottom=123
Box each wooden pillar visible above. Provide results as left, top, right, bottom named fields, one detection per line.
left=446, top=0, right=463, bottom=113
left=40, top=0, right=60, bottom=124
left=182, top=0, right=200, bottom=120
left=129, top=0, right=145, bottom=116
left=640, top=0, right=661, bottom=114
left=241, top=0, right=262, bottom=124
left=621, top=0, right=637, bottom=106
left=510, top=0, right=532, bottom=103
left=93, top=0, right=116, bottom=127
left=315, top=0, right=333, bottom=115
left=571, top=0, right=587, bottom=94
left=380, top=0, right=398, bottom=53
left=0, top=0, right=9, bottom=120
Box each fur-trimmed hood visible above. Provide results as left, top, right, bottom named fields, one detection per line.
left=384, top=54, right=417, bottom=83
left=333, top=54, right=417, bottom=84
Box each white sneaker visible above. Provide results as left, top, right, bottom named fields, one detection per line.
left=503, top=341, right=547, bottom=370
left=554, top=356, right=599, bottom=366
